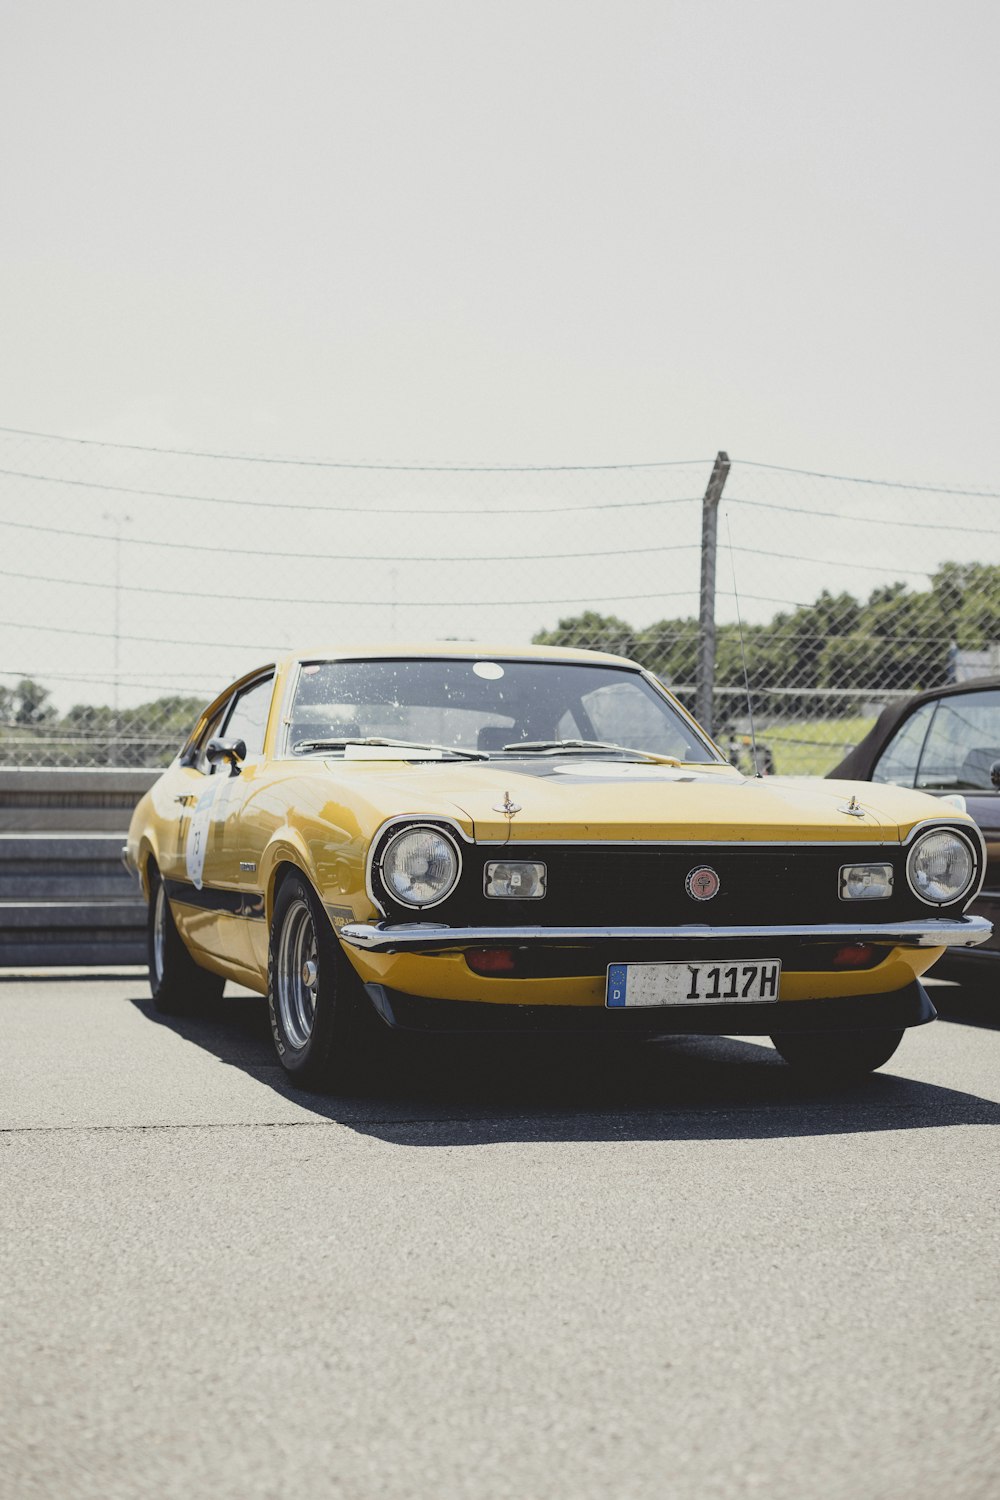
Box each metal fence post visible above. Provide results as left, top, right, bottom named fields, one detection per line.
left=696, top=451, right=731, bottom=736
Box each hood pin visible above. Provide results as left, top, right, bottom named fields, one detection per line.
left=492, top=790, right=522, bottom=820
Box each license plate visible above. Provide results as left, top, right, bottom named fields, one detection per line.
left=606, top=959, right=781, bottom=1008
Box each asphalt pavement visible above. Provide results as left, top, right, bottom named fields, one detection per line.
left=2, top=972, right=999, bottom=1500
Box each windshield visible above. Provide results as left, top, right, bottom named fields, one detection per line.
left=285, top=657, right=719, bottom=762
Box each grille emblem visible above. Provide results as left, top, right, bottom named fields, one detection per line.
left=686, top=865, right=720, bottom=901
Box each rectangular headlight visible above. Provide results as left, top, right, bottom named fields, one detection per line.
left=839, top=863, right=894, bottom=901
left=484, top=860, right=547, bottom=899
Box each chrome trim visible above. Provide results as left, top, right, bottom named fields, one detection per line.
left=364, top=813, right=474, bottom=916
left=905, top=825, right=983, bottom=909
left=337, top=915, right=993, bottom=954
left=372, top=822, right=465, bottom=912
left=638, top=668, right=725, bottom=762
left=901, top=816, right=989, bottom=851
left=276, top=659, right=305, bottom=759
left=466, top=820, right=989, bottom=850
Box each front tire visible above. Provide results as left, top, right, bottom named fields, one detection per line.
left=147, top=864, right=225, bottom=1015
left=267, top=872, right=378, bottom=1090
left=770, top=1026, right=905, bottom=1080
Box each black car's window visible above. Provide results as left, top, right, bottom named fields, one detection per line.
left=286, top=658, right=717, bottom=761
left=218, top=676, right=275, bottom=764
left=874, top=691, right=1000, bottom=790
left=871, top=702, right=935, bottom=787
left=914, top=691, right=1000, bottom=790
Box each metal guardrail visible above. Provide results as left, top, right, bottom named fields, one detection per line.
left=0, top=833, right=145, bottom=967
left=0, top=773, right=152, bottom=966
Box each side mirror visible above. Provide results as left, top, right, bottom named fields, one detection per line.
left=206, top=736, right=247, bottom=776
left=991, top=760, right=1000, bottom=790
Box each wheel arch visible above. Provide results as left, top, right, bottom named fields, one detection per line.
left=138, top=837, right=160, bottom=899
left=261, top=829, right=317, bottom=929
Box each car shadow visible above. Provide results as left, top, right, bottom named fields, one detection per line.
left=128, top=991, right=1000, bottom=1147
left=931, top=980, right=1000, bottom=1032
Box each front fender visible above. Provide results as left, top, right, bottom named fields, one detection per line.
left=126, top=790, right=161, bottom=898
left=259, top=828, right=318, bottom=928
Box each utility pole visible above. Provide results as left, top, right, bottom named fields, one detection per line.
left=696, top=452, right=731, bottom=737
left=103, top=512, right=132, bottom=764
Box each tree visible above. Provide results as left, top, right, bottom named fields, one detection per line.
left=12, top=678, right=55, bottom=725
left=533, top=611, right=638, bottom=659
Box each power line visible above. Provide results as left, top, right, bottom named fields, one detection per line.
left=0, top=668, right=216, bottom=692
left=0, top=590, right=813, bottom=646
left=734, top=546, right=931, bottom=578
left=0, top=618, right=282, bottom=650
left=728, top=496, right=1000, bottom=536
left=0, top=464, right=702, bottom=515
left=0, top=425, right=709, bottom=473
left=735, top=459, right=1000, bottom=499
left=0, top=516, right=700, bottom=561
left=2, top=425, right=996, bottom=495
left=0, top=553, right=701, bottom=600
left=0, top=544, right=932, bottom=608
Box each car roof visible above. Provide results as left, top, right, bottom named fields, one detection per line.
left=275, top=641, right=642, bottom=671
left=879, top=675, right=1000, bottom=709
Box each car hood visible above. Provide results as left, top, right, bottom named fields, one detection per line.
left=322, top=758, right=960, bottom=844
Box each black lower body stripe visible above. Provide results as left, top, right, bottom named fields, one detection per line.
left=164, top=878, right=266, bottom=921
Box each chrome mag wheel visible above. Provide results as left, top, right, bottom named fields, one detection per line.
left=276, top=896, right=320, bottom=1049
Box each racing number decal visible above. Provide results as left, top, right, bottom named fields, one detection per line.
left=185, top=787, right=215, bottom=890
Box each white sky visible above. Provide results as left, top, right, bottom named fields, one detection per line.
left=3, top=0, right=998, bottom=473
left=1, top=1, right=998, bottom=710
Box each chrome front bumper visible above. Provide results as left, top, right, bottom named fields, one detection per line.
left=338, top=915, right=993, bottom=954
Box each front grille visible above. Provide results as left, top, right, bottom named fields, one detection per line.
left=378, top=842, right=939, bottom=927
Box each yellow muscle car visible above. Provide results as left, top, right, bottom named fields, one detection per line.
left=124, top=644, right=991, bottom=1089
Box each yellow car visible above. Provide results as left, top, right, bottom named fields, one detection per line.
left=124, top=644, right=991, bottom=1088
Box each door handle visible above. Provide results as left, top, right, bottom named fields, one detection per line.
left=174, top=794, right=195, bottom=806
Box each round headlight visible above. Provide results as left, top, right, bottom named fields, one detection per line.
left=906, top=828, right=977, bottom=906
left=379, top=825, right=461, bottom=908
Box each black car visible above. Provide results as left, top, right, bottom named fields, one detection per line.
left=830, top=677, right=1000, bottom=982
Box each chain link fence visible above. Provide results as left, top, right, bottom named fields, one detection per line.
left=1, top=425, right=997, bottom=772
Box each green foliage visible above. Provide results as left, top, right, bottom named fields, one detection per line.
left=533, top=611, right=638, bottom=659
left=0, top=692, right=206, bottom=768
left=10, top=678, right=56, bottom=725
left=533, top=562, right=1000, bottom=716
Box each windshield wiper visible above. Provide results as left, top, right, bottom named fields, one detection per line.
left=292, top=736, right=488, bottom=761
left=501, top=739, right=681, bottom=765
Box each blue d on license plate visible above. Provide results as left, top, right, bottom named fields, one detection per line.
left=606, top=959, right=781, bottom=1008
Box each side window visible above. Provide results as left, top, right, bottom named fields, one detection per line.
left=872, top=702, right=936, bottom=787
left=192, top=706, right=229, bottom=775
left=219, top=676, right=275, bottom=764
left=914, top=691, right=1000, bottom=790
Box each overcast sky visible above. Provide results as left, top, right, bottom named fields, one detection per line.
left=2, top=0, right=998, bottom=479
left=1, top=1, right=998, bottom=712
